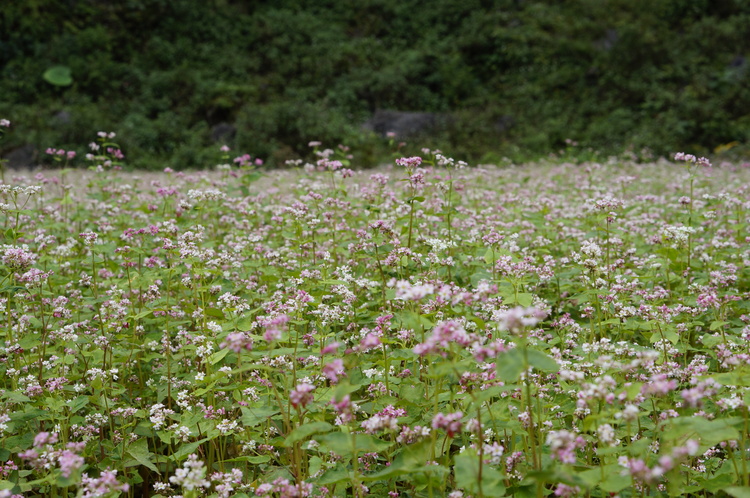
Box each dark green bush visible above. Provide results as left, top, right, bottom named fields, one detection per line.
left=1, top=0, right=749, bottom=168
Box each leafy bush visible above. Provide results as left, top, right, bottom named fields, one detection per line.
left=1, top=0, right=750, bottom=167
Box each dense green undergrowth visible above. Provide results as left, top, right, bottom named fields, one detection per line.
left=2, top=0, right=750, bottom=168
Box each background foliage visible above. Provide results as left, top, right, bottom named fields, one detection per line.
left=2, top=0, right=750, bottom=168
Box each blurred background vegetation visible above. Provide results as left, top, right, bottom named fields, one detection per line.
left=1, top=0, right=749, bottom=169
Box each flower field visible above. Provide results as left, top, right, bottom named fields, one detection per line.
left=1, top=137, right=750, bottom=497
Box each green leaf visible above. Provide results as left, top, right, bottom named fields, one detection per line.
left=2, top=391, right=30, bottom=403
left=710, top=320, right=729, bottom=331
left=661, top=417, right=740, bottom=448
left=208, top=348, right=229, bottom=365
left=497, top=348, right=525, bottom=383
left=315, top=432, right=391, bottom=458
left=43, top=66, right=73, bottom=86
left=315, top=464, right=349, bottom=485
left=241, top=406, right=280, bottom=427
left=516, top=292, right=533, bottom=307
left=483, top=247, right=495, bottom=265
left=701, top=471, right=736, bottom=493
left=398, top=382, right=425, bottom=405
left=127, top=438, right=160, bottom=474
left=601, top=469, right=631, bottom=493
left=454, top=449, right=506, bottom=496
left=726, top=487, right=750, bottom=498
left=284, top=422, right=333, bottom=447
left=364, top=438, right=432, bottom=480
left=171, top=438, right=210, bottom=461
left=525, top=349, right=559, bottom=372
left=236, top=315, right=254, bottom=331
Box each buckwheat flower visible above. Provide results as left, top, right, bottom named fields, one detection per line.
left=289, top=383, right=315, bottom=409
left=641, top=374, right=677, bottom=396
left=169, top=454, right=210, bottom=491
left=259, top=313, right=289, bottom=342
left=0, top=119, right=10, bottom=127
left=321, top=341, right=340, bottom=355
left=495, top=306, right=546, bottom=335
left=0, top=414, right=10, bottom=434
left=80, top=469, right=129, bottom=496
left=33, top=431, right=58, bottom=448
left=597, top=424, right=616, bottom=446
left=2, top=245, right=36, bottom=271
left=661, top=225, right=696, bottom=248
left=58, top=449, right=84, bottom=478
left=18, top=268, right=53, bottom=285
left=395, top=156, right=422, bottom=169
left=546, top=430, right=586, bottom=464
left=362, top=406, right=406, bottom=434
left=330, top=395, right=355, bottom=425
left=216, top=419, right=239, bottom=435
left=615, top=404, right=639, bottom=422
left=78, top=231, right=98, bottom=246
left=391, top=279, right=435, bottom=300
left=358, top=332, right=381, bottom=352
left=149, top=403, right=175, bottom=430
left=674, top=152, right=697, bottom=163
left=432, top=411, right=463, bottom=438
left=414, top=320, right=472, bottom=356
left=322, top=359, right=345, bottom=384
left=554, top=484, right=581, bottom=497
left=220, top=332, right=253, bottom=353
left=484, top=441, right=505, bottom=465
left=171, top=425, right=191, bottom=442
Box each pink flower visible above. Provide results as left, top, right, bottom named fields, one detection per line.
left=395, top=156, right=422, bottom=168
left=546, top=430, right=586, bottom=464
left=220, top=332, right=253, bottom=353
left=322, top=359, right=345, bottom=384
left=432, top=411, right=463, bottom=437
left=289, top=383, right=315, bottom=409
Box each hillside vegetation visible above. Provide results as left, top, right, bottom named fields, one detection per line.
left=2, top=0, right=749, bottom=168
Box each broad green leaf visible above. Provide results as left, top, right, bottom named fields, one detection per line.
left=496, top=348, right=525, bottom=382
left=525, top=349, right=559, bottom=372
left=171, top=437, right=210, bottom=461
left=315, top=464, right=348, bottom=485
left=364, top=438, right=432, bottom=480
left=241, top=406, right=280, bottom=427
left=284, top=421, right=333, bottom=447
left=701, top=472, right=736, bottom=493
left=236, top=315, right=254, bottom=331
left=315, top=431, right=390, bottom=458
left=127, top=438, right=159, bottom=473
left=43, top=65, right=73, bottom=86
left=483, top=247, right=495, bottom=265
left=399, top=382, right=425, bottom=404
left=710, top=320, right=729, bottom=331
left=662, top=417, right=740, bottom=448
left=208, top=348, right=229, bottom=365
left=2, top=391, right=30, bottom=403
left=601, top=469, right=631, bottom=493
left=726, top=487, right=750, bottom=498
left=516, top=292, right=533, bottom=307
left=454, top=449, right=506, bottom=496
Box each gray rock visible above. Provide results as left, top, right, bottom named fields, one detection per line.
left=363, top=110, right=450, bottom=138
left=3, top=144, right=36, bottom=169
left=494, top=115, right=515, bottom=133
left=53, top=110, right=72, bottom=124
left=211, top=122, right=236, bottom=143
